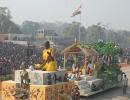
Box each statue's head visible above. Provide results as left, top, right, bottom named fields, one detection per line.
left=44, top=41, right=50, bottom=49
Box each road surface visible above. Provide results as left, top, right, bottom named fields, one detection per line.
left=81, top=67, right=130, bottom=100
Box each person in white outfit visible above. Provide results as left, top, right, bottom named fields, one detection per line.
left=122, top=74, right=128, bottom=95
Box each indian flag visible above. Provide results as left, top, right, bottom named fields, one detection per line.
left=71, top=5, right=81, bottom=17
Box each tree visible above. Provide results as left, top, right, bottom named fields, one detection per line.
left=92, top=41, right=122, bottom=64
left=62, top=22, right=87, bottom=41
left=95, top=41, right=123, bottom=83
left=0, top=7, right=11, bottom=19
left=0, top=7, right=21, bottom=34
left=86, top=24, right=107, bottom=43
left=21, top=21, right=41, bottom=34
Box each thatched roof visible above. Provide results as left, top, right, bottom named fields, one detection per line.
left=61, top=42, right=98, bottom=56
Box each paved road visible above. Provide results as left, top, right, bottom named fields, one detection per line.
left=81, top=67, right=130, bottom=100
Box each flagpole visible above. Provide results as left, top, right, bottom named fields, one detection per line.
left=79, top=12, right=81, bottom=42
left=71, top=4, right=82, bottom=42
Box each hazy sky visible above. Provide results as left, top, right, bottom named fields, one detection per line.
left=0, top=0, right=130, bottom=30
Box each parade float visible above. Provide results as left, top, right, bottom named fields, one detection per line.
left=62, top=41, right=123, bottom=97
left=0, top=41, right=123, bottom=100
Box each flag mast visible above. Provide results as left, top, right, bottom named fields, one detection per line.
left=71, top=4, right=82, bottom=42
left=79, top=7, right=81, bottom=42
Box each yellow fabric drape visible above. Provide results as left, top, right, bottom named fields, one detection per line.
left=42, top=48, right=57, bottom=71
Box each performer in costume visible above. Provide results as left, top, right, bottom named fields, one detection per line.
left=42, top=41, right=57, bottom=71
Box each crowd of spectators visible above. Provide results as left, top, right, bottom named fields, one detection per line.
left=0, top=42, right=27, bottom=75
